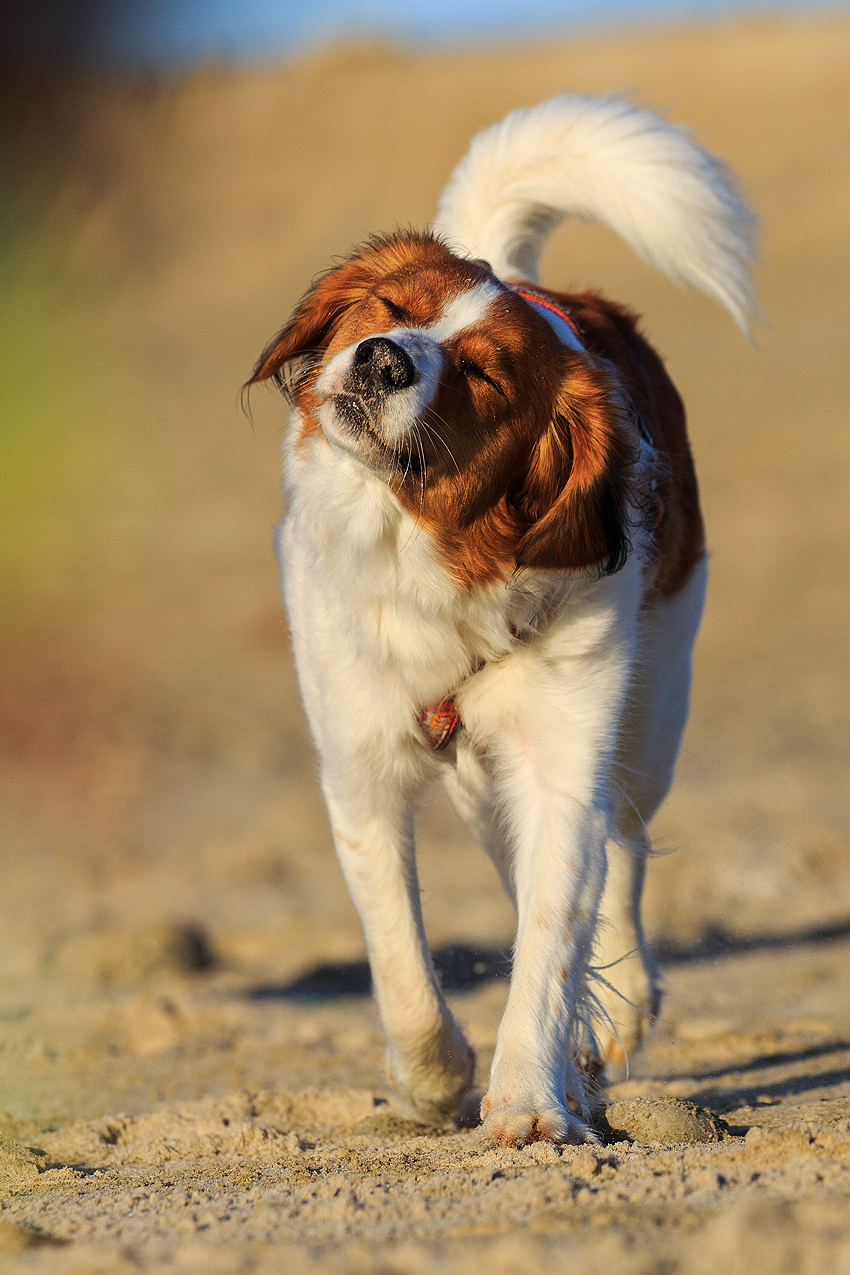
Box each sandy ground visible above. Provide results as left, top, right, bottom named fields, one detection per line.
left=1, top=11, right=850, bottom=1271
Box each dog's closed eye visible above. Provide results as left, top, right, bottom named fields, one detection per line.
left=379, top=296, right=410, bottom=326
left=456, top=357, right=503, bottom=394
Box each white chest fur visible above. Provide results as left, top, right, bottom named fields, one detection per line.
left=280, top=421, right=554, bottom=709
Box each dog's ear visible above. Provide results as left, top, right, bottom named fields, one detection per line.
left=514, top=362, right=635, bottom=574
left=248, top=256, right=376, bottom=389
left=248, top=230, right=451, bottom=392
left=248, top=275, right=349, bottom=389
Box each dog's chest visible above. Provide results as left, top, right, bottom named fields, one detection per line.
left=283, top=442, right=528, bottom=702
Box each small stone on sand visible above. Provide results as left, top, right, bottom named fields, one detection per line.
left=603, top=1096, right=727, bottom=1145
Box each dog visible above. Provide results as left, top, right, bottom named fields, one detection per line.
left=248, top=93, right=753, bottom=1146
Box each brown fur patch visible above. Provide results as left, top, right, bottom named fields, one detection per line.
left=523, top=286, right=705, bottom=598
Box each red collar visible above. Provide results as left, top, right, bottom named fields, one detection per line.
left=417, top=698, right=462, bottom=750
left=511, top=285, right=584, bottom=351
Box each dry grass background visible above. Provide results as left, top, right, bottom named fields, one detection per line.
left=0, top=11, right=849, bottom=1271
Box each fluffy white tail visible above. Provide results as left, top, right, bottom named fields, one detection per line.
left=433, top=93, right=755, bottom=330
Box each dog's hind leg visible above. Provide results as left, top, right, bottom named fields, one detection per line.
left=440, top=737, right=517, bottom=906
left=590, top=825, right=660, bottom=1067
left=591, top=557, right=707, bottom=1067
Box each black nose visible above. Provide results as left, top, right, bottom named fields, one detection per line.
left=350, top=337, right=418, bottom=396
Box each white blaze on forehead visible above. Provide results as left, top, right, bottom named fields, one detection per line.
left=426, top=280, right=503, bottom=342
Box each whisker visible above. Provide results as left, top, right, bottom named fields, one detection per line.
left=397, top=423, right=429, bottom=558
left=414, top=425, right=427, bottom=518
left=419, top=412, right=462, bottom=476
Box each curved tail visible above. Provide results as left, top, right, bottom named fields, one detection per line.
left=433, top=93, right=755, bottom=331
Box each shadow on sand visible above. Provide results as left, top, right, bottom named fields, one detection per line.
left=247, top=942, right=512, bottom=1002
left=246, top=917, right=850, bottom=1003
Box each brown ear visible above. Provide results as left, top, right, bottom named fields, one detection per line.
left=248, top=254, right=378, bottom=390
left=249, top=298, right=335, bottom=389
left=248, top=230, right=451, bottom=392
left=514, top=363, right=636, bottom=574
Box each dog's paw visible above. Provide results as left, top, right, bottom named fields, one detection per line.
left=477, top=1098, right=598, bottom=1148
left=572, top=1049, right=608, bottom=1116
left=389, top=1017, right=476, bottom=1124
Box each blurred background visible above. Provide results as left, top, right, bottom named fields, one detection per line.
left=1, top=0, right=849, bottom=1115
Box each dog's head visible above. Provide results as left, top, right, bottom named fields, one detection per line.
left=249, top=232, right=635, bottom=587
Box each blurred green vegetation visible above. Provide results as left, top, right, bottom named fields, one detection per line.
left=0, top=144, right=126, bottom=622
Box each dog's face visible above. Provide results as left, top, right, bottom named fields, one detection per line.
left=250, top=232, right=634, bottom=586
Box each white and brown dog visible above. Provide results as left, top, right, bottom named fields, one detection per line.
left=249, top=94, right=753, bottom=1146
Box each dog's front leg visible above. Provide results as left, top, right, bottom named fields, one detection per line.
left=322, top=777, right=475, bottom=1123
left=478, top=789, right=608, bottom=1146
left=460, top=586, right=639, bottom=1147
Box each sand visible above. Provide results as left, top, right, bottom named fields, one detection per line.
left=1, top=10, right=849, bottom=1272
